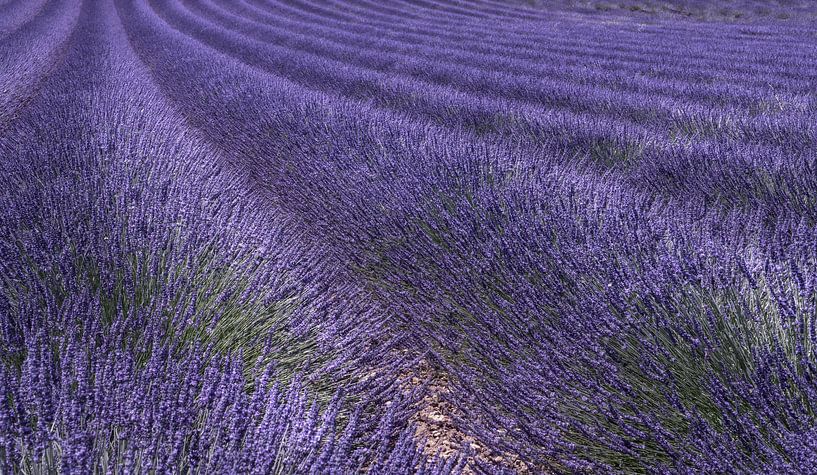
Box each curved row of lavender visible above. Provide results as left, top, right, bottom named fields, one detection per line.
left=1, top=0, right=816, bottom=473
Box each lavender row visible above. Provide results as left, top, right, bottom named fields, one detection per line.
left=228, top=0, right=817, bottom=107
left=361, top=144, right=817, bottom=471
left=168, top=0, right=817, bottom=470
left=0, top=0, right=46, bottom=39
left=190, top=0, right=817, bottom=153
left=250, top=0, right=817, bottom=82
left=3, top=0, right=817, bottom=472
left=0, top=0, right=81, bottom=125
left=0, top=0, right=460, bottom=472
left=138, top=0, right=817, bottom=225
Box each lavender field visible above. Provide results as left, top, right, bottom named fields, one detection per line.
left=2, top=0, right=817, bottom=473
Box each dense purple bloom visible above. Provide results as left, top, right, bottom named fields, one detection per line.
left=2, top=0, right=817, bottom=473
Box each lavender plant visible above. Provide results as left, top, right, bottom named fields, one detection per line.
left=2, top=0, right=817, bottom=472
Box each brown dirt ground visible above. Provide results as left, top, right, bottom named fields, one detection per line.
left=407, top=360, right=533, bottom=474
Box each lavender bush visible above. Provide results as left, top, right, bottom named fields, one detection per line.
left=1, top=0, right=816, bottom=473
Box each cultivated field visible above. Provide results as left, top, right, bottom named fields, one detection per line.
left=1, top=0, right=817, bottom=473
